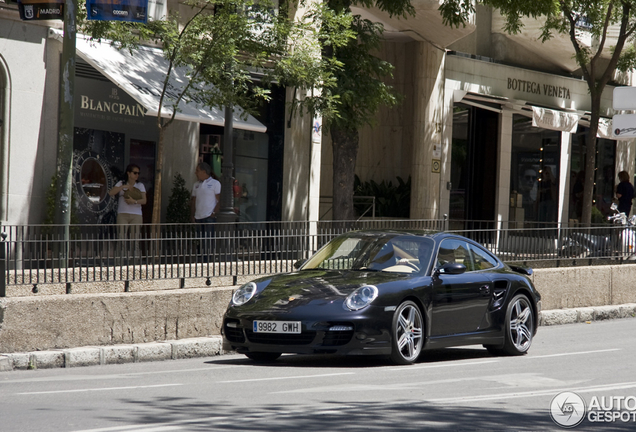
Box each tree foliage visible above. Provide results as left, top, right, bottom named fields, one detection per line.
left=77, top=0, right=354, bottom=223
left=354, top=175, right=411, bottom=218
left=313, top=1, right=415, bottom=221
left=440, top=0, right=636, bottom=226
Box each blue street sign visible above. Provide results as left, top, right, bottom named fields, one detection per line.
left=86, top=0, right=149, bottom=23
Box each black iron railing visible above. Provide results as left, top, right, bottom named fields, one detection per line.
left=1, top=219, right=633, bottom=296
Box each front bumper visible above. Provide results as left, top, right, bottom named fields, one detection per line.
left=222, top=307, right=394, bottom=356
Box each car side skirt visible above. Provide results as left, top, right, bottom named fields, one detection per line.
left=425, top=330, right=503, bottom=350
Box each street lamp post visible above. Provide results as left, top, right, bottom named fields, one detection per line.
left=54, top=0, right=77, bottom=226
left=217, top=103, right=237, bottom=223
left=53, top=0, right=78, bottom=267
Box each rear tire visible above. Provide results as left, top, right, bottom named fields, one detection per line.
left=390, top=301, right=424, bottom=365
left=501, top=294, right=534, bottom=355
left=245, top=352, right=282, bottom=362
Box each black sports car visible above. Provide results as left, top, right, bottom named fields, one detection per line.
left=222, top=231, right=541, bottom=365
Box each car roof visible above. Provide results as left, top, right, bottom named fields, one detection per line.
left=342, top=230, right=493, bottom=249
left=343, top=229, right=454, bottom=239
left=342, top=229, right=438, bottom=237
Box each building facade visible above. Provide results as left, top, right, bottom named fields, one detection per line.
left=2, top=0, right=635, bottom=228
left=319, top=3, right=636, bottom=227
left=0, top=0, right=311, bottom=226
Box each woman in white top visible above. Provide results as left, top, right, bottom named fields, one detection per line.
left=108, top=164, right=147, bottom=255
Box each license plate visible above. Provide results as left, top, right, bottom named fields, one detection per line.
left=253, top=320, right=301, bottom=334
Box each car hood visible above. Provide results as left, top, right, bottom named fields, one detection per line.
left=237, top=269, right=409, bottom=314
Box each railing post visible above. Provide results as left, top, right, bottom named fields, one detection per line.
left=0, top=232, right=6, bottom=297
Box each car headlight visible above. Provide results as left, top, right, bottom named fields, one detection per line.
left=344, top=285, right=378, bottom=311
left=232, top=282, right=257, bottom=306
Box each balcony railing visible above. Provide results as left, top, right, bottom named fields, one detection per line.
left=1, top=219, right=633, bottom=296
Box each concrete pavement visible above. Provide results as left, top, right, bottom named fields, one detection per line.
left=2, top=303, right=634, bottom=372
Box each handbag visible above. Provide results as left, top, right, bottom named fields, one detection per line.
left=124, top=186, right=143, bottom=201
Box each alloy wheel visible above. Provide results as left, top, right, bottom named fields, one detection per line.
left=390, top=301, right=423, bottom=365
left=508, top=295, right=533, bottom=353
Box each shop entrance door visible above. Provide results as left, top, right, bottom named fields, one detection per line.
left=130, top=139, right=156, bottom=224
left=449, top=104, right=499, bottom=230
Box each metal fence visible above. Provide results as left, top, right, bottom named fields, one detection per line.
left=1, top=218, right=634, bottom=296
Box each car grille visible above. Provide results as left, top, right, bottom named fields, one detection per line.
left=322, top=329, right=354, bottom=346
left=245, top=330, right=316, bottom=345
left=223, top=319, right=245, bottom=343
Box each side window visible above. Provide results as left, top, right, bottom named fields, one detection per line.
left=437, top=239, right=475, bottom=271
left=390, top=236, right=434, bottom=272
left=468, top=244, right=499, bottom=270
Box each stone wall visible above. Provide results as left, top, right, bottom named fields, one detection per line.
left=531, top=264, right=636, bottom=310
left=1, top=264, right=636, bottom=353
left=0, top=287, right=233, bottom=353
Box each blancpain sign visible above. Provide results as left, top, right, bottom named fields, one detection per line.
left=80, top=95, right=146, bottom=117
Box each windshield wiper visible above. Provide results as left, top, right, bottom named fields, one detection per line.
left=351, top=267, right=381, bottom=272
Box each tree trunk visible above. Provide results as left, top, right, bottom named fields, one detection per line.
left=331, top=125, right=359, bottom=221
left=151, top=125, right=165, bottom=225
left=580, top=94, right=602, bottom=227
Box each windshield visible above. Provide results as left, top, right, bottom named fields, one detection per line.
left=302, top=234, right=434, bottom=274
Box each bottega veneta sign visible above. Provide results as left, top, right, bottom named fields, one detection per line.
left=507, top=78, right=571, bottom=100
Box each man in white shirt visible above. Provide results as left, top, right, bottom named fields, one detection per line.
left=191, top=162, right=221, bottom=260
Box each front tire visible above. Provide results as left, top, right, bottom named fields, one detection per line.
left=390, top=301, right=424, bottom=365
left=245, top=352, right=282, bottom=362
left=501, top=294, right=534, bottom=355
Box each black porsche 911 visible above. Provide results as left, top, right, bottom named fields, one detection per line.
left=222, top=231, right=541, bottom=365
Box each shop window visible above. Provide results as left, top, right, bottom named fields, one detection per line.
left=235, top=132, right=269, bottom=222
left=200, top=133, right=222, bottom=178
left=450, top=105, right=469, bottom=223
left=449, top=103, right=499, bottom=230
left=199, top=127, right=270, bottom=222
left=80, top=158, right=108, bottom=203
left=570, top=127, right=616, bottom=221
left=510, top=115, right=560, bottom=226
left=130, top=139, right=156, bottom=224
left=73, top=128, right=124, bottom=224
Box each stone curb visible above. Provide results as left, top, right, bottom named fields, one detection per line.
left=539, top=303, right=636, bottom=326
left=0, top=336, right=222, bottom=372
left=2, top=304, right=635, bottom=372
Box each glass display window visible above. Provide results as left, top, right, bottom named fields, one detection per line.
left=510, top=115, right=561, bottom=226
left=571, top=127, right=616, bottom=221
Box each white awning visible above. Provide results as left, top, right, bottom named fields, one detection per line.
left=454, top=90, right=586, bottom=134
left=73, top=34, right=267, bottom=133
left=453, top=90, right=504, bottom=113
left=531, top=106, right=579, bottom=133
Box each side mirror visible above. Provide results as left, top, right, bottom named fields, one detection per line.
left=434, top=262, right=466, bottom=276
left=293, top=259, right=307, bottom=269
left=611, top=203, right=618, bottom=211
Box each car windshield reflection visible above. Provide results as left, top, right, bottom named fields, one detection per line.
left=301, top=234, right=434, bottom=274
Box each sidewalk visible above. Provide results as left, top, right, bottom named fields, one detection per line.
left=2, top=303, right=635, bottom=372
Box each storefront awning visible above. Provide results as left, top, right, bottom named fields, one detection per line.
left=454, top=90, right=593, bottom=135
left=531, top=106, right=579, bottom=133
left=72, top=34, right=267, bottom=133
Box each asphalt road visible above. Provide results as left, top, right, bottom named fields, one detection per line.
left=1, top=318, right=635, bottom=431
